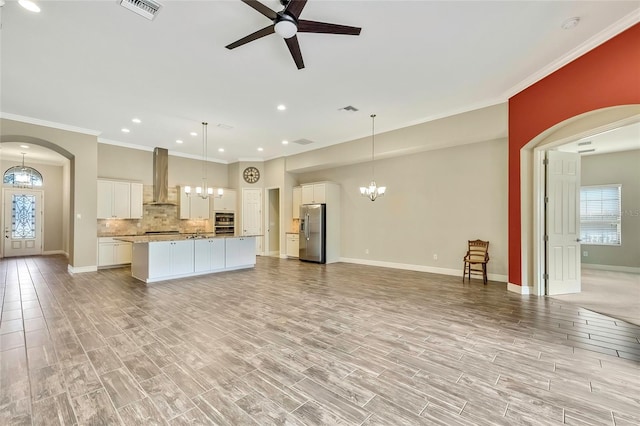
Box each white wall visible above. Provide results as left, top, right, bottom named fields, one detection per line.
left=581, top=149, right=640, bottom=268
left=296, top=138, right=509, bottom=279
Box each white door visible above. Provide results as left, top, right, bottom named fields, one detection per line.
left=3, top=189, right=43, bottom=257
left=242, top=188, right=262, bottom=255
left=546, top=151, right=581, bottom=295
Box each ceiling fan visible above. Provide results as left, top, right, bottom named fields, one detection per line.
left=226, top=0, right=361, bottom=70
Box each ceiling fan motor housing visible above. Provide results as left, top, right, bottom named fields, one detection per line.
left=275, top=13, right=298, bottom=38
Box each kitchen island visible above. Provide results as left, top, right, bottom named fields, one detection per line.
left=115, top=234, right=256, bottom=283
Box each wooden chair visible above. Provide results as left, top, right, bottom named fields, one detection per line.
left=463, top=240, right=490, bottom=284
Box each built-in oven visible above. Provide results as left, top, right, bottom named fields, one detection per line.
left=214, top=212, right=235, bottom=235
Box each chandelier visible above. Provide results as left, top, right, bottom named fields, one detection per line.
left=184, top=122, right=223, bottom=199
left=359, top=114, right=386, bottom=201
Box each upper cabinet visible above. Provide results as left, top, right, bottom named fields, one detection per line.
left=212, top=189, right=236, bottom=212
left=301, top=182, right=334, bottom=204
left=292, top=186, right=301, bottom=219
left=130, top=183, right=143, bottom=219
left=97, top=179, right=142, bottom=219
left=179, top=187, right=211, bottom=220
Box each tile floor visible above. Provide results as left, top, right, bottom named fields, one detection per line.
left=1, top=255, right=639, bottom=425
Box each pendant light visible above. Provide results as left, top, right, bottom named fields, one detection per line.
left=359, top=114, right=386, bottom=201
left=184, top=122, right=223, bottom=199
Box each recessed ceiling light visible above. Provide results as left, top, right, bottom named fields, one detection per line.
left=176, top=139, right=183, bottom=144
left=282, top=140, right=289, bottom=145
left=121, top=128, right=130, bottom=133
left=132, top=118, right=141, bottom=124
left=277, top=105, right=286, bottom=111
left=562, top=17, right=580, bottom=30
left=257, top=147, right=264, bottom=152
left=19, top=0, right=40, bottom=13
left=218, top=148, right=224, bottom=153
left=190, top=132, right=197, bottom=136
left=20, top=145, right=29, bottom=149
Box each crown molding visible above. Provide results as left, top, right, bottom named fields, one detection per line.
left=0, top=112, right=101, bottom=136
left=504, top=10, right=640, bottom=99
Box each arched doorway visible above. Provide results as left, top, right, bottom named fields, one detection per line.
left=519, top=106, right=640, bottom=297
left=1, top=137, right=74, bottom=259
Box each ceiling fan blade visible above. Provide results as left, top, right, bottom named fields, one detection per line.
left=298, top=20, right=361, bottom=36
left=285, top=0, right=308, bottom=19
left=226, top=25, right=275, bottom=49
left=240, top=0, right=277, bottom=20
left=285, top=35, right=305, bottom=70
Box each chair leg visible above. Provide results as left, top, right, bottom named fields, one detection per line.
left=483, top=264, right=487, bottom=284
left=462, top=263, right=466, bottom=282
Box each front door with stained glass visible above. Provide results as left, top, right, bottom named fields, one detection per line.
left=3, top=189, right=43, bottom=257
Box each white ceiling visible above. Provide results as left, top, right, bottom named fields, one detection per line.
left=557, top=121, right=640, bottom=156
left=1, top=1, right=638, bottom=165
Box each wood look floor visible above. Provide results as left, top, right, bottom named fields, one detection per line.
left=1, top=255, right=639, bottom=426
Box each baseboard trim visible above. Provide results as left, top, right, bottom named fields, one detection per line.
left=67, top=264, right=98, bottom=274
left=508, top=283, right=533, bottom=295
left=582, top=264, right=640, bottom=274
left=43, top=250, right=66, bottom=256
left=339, top=257, right=507, bottom=282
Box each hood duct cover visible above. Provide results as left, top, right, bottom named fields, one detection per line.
left=149, top=147, right=174, bottom=205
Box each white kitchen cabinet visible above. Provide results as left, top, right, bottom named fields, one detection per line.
left=194, top=238, right=225, bottom=273
left=286, top=234, right=299, bottom=258
left=97, top=237, right=132, bottom=267
left=225, top=237, right=256, bottom=269
left=147, top=240, right=194, bottom=279
left=292, top=186, right=301, bottom=219
left=212, top=189, right=236, bottom=212
left=301, top=183, right=328, bottom=204
left=97, top=179, right=142, bottom=219
left=179, top=187, right=211, bottom=219
left=130, top=183, right=143, bottom=219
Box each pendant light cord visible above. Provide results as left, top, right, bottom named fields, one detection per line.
left=202, top=122, right=208, bottom=182
left=371, top=114, right=376, bottom=180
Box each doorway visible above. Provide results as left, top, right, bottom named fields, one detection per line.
left=532, top=116, right=640, bottom=300
left=265, top=188, right=281, bottom=257
left=2, top=188, right=44, bottom=257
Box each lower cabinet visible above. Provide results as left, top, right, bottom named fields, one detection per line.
left=194, top=238, right=226, bottom=273
left=286, top=234, right=299, bottom=258
left=225, top=237, right=256, bottom=268
left=130, top=236, right=257, bottom=283
left=148, top=240, right=195, bottom=279
left=98, top=237, right=132, bottom=267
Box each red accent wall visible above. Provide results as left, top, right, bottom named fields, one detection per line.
left=508, top=23, right=640, bottom=285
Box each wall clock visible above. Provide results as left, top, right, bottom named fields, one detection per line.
left=243, top=166, right=260, bottom=184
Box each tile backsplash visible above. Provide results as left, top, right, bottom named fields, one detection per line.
left=97, top=185, right=214, bottom=236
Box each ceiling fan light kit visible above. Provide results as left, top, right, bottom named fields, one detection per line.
left=226, top=0, right=361, bottom=70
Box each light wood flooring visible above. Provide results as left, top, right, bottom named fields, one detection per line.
left=1, top=255, right=639, bottom=425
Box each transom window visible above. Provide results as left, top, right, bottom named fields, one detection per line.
left=3, top=166, right=43, bottom=188
left=580, top=185, right=621, bottom=246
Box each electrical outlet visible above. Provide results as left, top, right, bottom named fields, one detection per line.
left=433, top=254, right=438, bottom=260
left=583, top=251, right=588, bottom=257
left=365, top=249, right=369, bottom=255
left=105, top=222, right=110, bottom=228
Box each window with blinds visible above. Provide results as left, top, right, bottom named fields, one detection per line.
left=580, top=185, right=621, bottom=246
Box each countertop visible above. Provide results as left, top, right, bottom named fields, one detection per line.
left=114, top=234, right=260, bottom=243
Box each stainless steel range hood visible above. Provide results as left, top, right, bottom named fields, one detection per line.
left=147, top=147, right=176, bottom=205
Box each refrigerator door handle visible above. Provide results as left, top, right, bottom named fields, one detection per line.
left=305, top=213, right=311, bottom=240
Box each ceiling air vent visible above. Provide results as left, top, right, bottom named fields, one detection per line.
left=578, top=141, right=592, bottom=146
left=293, top=139, right=314, bottom=145
left=578, top=148, right=596, bottom=154
left=120, top=0, right=162, bottom=21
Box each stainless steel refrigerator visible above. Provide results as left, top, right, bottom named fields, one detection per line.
left=299, top=203, right=326, bottom=263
